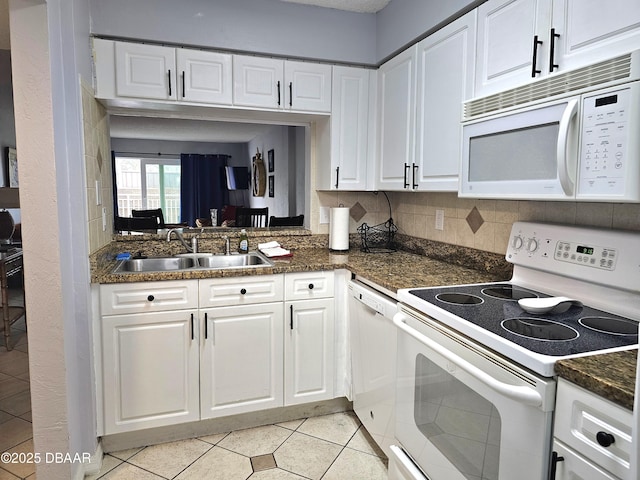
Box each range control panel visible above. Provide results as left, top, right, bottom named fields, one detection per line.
left=506, top=222, right=640, bottom=292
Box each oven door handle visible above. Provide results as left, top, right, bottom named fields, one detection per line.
left=393, top=314, right=543, bottom=407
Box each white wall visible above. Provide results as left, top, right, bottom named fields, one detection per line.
left=89, top=0, right=378, bottom=65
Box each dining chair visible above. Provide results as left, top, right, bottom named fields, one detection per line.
left=132, top=208, right=166, bottom=228
left=269, top=214, right=304, bottom=227
left=235, top=207, right=269, bottom=228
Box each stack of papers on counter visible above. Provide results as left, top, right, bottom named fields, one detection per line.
left=258, top=241, right=292, bottom=258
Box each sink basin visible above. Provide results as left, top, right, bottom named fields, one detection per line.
left=114, top=256, right=196, bottom=273
left=196, top=252, right=273, bottom=269
left=113, top=252, right=273, bottom=274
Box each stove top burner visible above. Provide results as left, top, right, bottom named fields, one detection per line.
left=578, top=316, right=640, bottom=336
left=481, top=286, right=538, bottom=301
left=435, top=292, right=484, bottom=305
left=502, top=318, right=579, bottom=341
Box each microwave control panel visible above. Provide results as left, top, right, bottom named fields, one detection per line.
left=578, top=86, right=631, bottom=196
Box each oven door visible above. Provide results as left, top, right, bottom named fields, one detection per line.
left=392, top=307, right=555, bottom=480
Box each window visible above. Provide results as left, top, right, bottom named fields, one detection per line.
left=114, top=156, right=181, bottom=224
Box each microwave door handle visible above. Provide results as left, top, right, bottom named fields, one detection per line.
left=393, top=313, right=543, bottom=407
left=557, top=99, right=578, bottom=196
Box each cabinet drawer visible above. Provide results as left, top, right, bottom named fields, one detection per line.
left=100, top=280, right=198, bottom=316
left=285, top=271, right=334, bottom=301
left=199, top=275, right=283, bottom=307
left=552, top=440, right=618, bottom=480
left=554, top=378, right=632, bottom=480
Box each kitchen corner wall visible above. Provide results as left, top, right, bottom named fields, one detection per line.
left=81, top=79, right=113, bottom=253
left=315, top=190, right=640, bottom=255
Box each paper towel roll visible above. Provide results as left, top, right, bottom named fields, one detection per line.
left=329, top=207, right=350, bottom=251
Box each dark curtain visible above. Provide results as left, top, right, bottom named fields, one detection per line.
left=180, top=154, right=230, bottom=227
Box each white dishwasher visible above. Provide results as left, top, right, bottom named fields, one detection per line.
left=348, top=279, right=397, bottom=457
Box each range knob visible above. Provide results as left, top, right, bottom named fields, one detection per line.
left=512, top=235, right=524, bottom=250
left=527, top=238, right=539, bottom=253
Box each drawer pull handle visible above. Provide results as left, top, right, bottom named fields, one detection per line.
left=596, top=431, right=615, bottom=447
left=240, top=288, right=247, bottom=295
left=147, top=295, right=155, bottom=302
left=549, top=451, right=564, bottom=480
left=308, top=283, right=314, bottom=290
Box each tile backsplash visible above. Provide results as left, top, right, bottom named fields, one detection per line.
left=314, top=191, right=640, bottom=255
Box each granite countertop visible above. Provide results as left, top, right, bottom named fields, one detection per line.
left=556, top=349, right=637, bottom=410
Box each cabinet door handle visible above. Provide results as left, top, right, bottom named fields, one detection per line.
left=549, top=451, right=564, bottom=480
left=531, top=35, right=543, bottom=77
left=204, top=312, right=208, bottom=339
left=289, top=82, right=293, bottom=107
left=168, top=70, right=172, bottom=96
left=290, top=305, right=294, bottom=330
left=403, top=163, right=410, bottom=188
left=181, top=71, right=186, bottom=98
left=277, top=81, right=281, bottom=106
left=549, top=28, right=560, bottom=72
left=335, top=166, right=340, bottom=189
left=412, top=163, right=418, bottom=189
left=190, top=313, right=194, bottom=340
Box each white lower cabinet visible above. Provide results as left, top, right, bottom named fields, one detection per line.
left=99, top=272, right=336, bottom=434
left=200, top=302, right=284, bottom=419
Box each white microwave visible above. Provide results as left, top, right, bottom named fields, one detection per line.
left=460, top=80, right=640, bottom=201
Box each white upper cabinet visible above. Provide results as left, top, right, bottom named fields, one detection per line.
left=376, top=46, right=418, bottom=191
left=115, top=41, right=177, bottom=100
left=475, top=0, right=640, bottom=98
left=176, top=49, right=233, bottom=104
left=233, top=55, right=331, bottom=112
left=414, top=10, right=477, bottom=191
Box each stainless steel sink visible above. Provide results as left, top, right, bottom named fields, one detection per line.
left=113, top=256, right=196, bottom=273
left=113, top=252, right=273, bottom=274
left=196, top=252, right=273, bottom=269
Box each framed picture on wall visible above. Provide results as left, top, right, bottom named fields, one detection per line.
left=5, top=147, right=18, bottom=188
left=268, top=175, right=274, bottom=198
left=268, top=149, right=274, bottom=172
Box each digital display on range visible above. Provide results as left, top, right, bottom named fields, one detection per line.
left=577, top=245, right=594, bottom=255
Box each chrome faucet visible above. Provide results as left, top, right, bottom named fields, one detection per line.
left=167, top=228, right=195, bottom=253
left=222, top=236, right=231, bottom=255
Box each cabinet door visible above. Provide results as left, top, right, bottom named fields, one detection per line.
left=415, top=11, right=477, bottom=191
left=176, top=49, right=232, bottom=105
left=101, top=309, right=199, bottom=434
left=475, top=0, right=552, bottom=97
left=552, top=440, right=619, bottom=480
left=328, top=66, right=371, bottom=190
left=284, top=61, right=332, bottom=112
left=200, top=303, right=284, bottom=419
left=233, top=55, right=284, bottom=108
left=376, top=46, right=417, bottom=191
left=115, top=42, right=177, bottom=100
left=284, top=298, right=334, bottom=405
left=551, top=0, right=640, bottom=73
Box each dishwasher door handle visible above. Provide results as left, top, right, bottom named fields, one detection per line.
left=393, top=313, right=543, bottom=407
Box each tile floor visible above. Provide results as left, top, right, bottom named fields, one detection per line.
left=89, top=412, right=388, bottom=480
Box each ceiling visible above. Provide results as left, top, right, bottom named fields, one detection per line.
left=109, top=116, right=277, bottom=143
left=278, top=0, right=390, bottom=13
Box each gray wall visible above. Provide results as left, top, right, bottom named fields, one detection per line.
left=0, top=49, right=15, bottom=186
left=89, top=0, right=378, bottom=65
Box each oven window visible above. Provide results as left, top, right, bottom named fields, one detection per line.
left=414, top=353, right=501, bottom=480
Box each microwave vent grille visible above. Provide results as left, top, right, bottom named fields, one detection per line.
left=464, top=53, right=632, bottom=120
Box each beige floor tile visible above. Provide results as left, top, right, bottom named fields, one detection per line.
left=175, top=446, right=252, bottom=480
left=1, top=439, right=35, bottom=479
left=0, top=417, right=32, bottom=452
left=128, top=438, right=211, bottom=479
left=84, top=454, right=122, bottom=480
left=18, top=411, right=31, bottom=423
left=322, top=447, right=388, bottom=480
left=101, top=462, right=165, bottom=480
left=0, top=467, right=20, bottom=479
left=0, top=390, right=31, bottom=417
left=249, top=468, right=307, bottom=479
left=197, top=432, right=229, bottom=445
left=0, top=350, right=29, bottom=378
left=275, top=418, right=304, bottom=431
left=346, top=426, right=386, bottom=458
left=273, top=432, right=341, bottom=480
left=0, top=377, right=29, bottom=402
left=296, top=412, right=360, bottom=446
left=0, top=410, right=13, bottom=425
left=108, top=447, right=144, bottom=461
left=218, top=425, right=292, bottom=457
